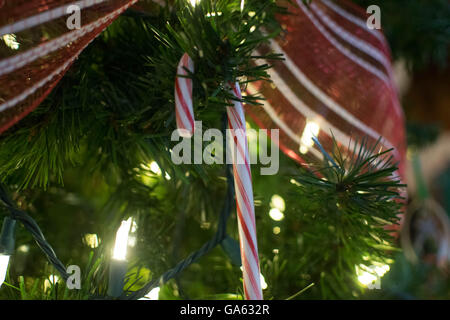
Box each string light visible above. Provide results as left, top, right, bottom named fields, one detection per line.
left=270, top=194, right=285, bottom=212
left=374, top=264, right=390, bottom=277
left=206, top=12, right=222, bottom=17
left=147, top=161, right=171, bottom=180
left=0, top=255, right=9, bottom=288
left=273, top=226, right=281, bottom=235
left=112, top=218, right=132, bottom=261
left=356, top=263, right=390, bottom=287
left=0, top=217, right=16, bottom=288
left=149, top=161, right=162, bottom=176
left=299, top=120, right=320, bottom=154
left=240, top=266, right=268, bottom=290
left=269, top=208, right=284, bottom=221
left=140, top=287, right=160, bottom=300
left=108, top=218, right=133, bottom=297
left=260, top=273, right=268, bottom=290
left=269, top=194, right=285, bottom=221
left=357, top=270, right=377, bottom=286
left=2, top=34, right=19, bottom=50
left=44, top=274, right=60, bottom=291
left=17, top=245, right=29, bottom=253
left=83, top=233, right=99, bottom=248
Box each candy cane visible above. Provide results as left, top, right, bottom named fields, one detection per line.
left=225, top=82, right=263, bottom=300
left=175, top=53, right=195, bottom=137
left=174, top=54, right=263, bottom=300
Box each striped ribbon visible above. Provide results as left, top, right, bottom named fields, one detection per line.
left=0, top=0, right=111, bottom=37
left=174, top=54, right=263, bottom=300
left=0, top=0, right=138, bottom=135
left=244, top=0, right=406, bottom=182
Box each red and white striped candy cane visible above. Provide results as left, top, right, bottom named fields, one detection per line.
left=174, top=54, right=263, bottom=300
left=175, top=53, right=195, bottom=137
left=226, top=82, right=263, bottom=300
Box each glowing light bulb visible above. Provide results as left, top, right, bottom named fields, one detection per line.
left=374, top=264, right=390, bottom=277
left=270, top=195, right=285, bottom=212
left=112, top=218, right=132, bottom=261
left=149, top=161, right=162, bottom=175
left=17, top=244, right=30, bottom=253
left=239, top=267, right=268, bottom=291
left=0, top=217, right=16, bottom=288
left=83, top=233, right=99, bottom=248
left=2, top=34, right=19, bottom=50
left=44, top=274, right=60, bottom=291
left=142, top=287, right=160, bottom=300
left=357, top=272, right=377, bottom=286
left=299, top=145, right=308, bottom=154
left=260, top=273, right=268, bottom=290
left=49, top=275, right=59, bottom=283
left=0, top=255, right=10, bottom=287
left=273, top=226, right=281, bottom=235
left=147, top=161, right=170, bottom=180
left=356, top=263, right=390, bottom=288
left=299, top=120, right=320, bottom=153
left=269, top=208, right=284, bottom=221
left=206, top=12, right=222, bottom=17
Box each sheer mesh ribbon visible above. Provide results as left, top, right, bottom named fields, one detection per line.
left=245, top=0, right=406, bottom=181
left=0, top=0, right=138, bottom=135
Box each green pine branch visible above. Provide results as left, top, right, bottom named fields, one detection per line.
left=289, top=136, right=405, bottom=299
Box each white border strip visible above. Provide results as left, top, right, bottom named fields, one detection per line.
left=0, top=0, right=109, bottom=36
